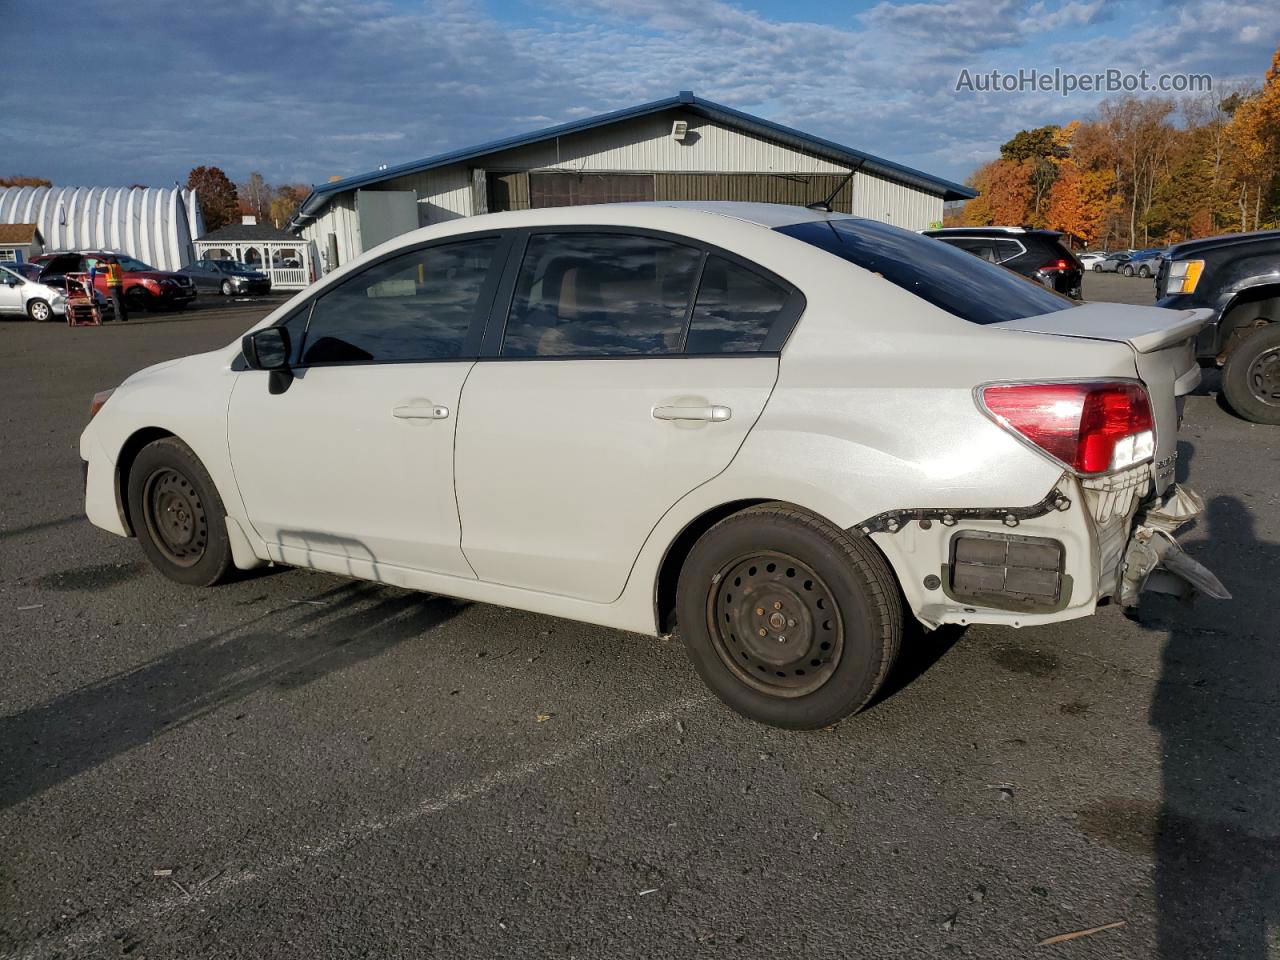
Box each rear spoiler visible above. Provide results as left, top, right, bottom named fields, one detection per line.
left=992, top=306, right=1213, bottom=354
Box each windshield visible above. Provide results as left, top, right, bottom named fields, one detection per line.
left=776, top=218, right=1076, bottom=325
left=116, top=256, right=156, bottom=272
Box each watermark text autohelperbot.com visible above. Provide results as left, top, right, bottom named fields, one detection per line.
left=956, top=68, right=1212, bottom=96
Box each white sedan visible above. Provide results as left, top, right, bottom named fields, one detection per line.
left=79, top=203, right=1227, bottom=728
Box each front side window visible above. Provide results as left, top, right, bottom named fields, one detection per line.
left=685, top=256, right=789, bottom=354
left=301, top=237, right=498, bottom=365
left=778, top=219, right=1075, bottom=325
left=501, top=233, right=701, bottom=357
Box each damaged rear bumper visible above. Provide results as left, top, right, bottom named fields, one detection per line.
left=1118, top=484, right=1230, bottom=606
left=861, top=474, right=1228, bottom=631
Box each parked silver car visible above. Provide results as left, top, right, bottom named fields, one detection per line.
left=1096, top=252, right=1134, bottom=273
left=0, top=262, right=67, bottom=321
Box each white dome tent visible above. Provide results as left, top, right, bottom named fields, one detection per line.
left=0, top=185, right=204, bottom=272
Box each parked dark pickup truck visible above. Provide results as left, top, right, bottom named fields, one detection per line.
left=1157, top=229, right=1280, bottom=424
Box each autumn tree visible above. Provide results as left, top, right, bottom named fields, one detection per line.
left=239, top=172, right=272, bottom=223
left=1046, top=161, right=1117, bottom=246
left=0, top=175, right=52, bottom=187
left=269, top=184, right=309, bottom=228
left=1225, top=46, right=1280, bottom=232
left=186, top=166, right=239, bottom=232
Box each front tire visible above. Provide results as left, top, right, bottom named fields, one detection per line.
left=1138, top=266, right=1151, bottom=278
left=1092, top=264, right=1103, bottom=273
left=126, top=437, right=234, bottom=586
left=125, top=286, right=151, bottom=312
left=220, top=279, right=233, bottom=296
left=1222, top=325, right=1280, bottom=425
left=26, top=298, right=52, bottom=322
left=1122, top=265, right=1134, bottom=277
left=676, top=503, right=903, bottom=729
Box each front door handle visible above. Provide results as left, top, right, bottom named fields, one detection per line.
left=652, top=404, right=732, bottom=422
left=393, top=403, right=450, bottom=420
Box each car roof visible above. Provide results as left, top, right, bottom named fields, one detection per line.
left=923, top=226, right=1065, bottom=239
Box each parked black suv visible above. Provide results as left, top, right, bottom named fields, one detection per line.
left=923, top=227, right=1083, bottom=300
left=1157, top=229, right=1280, bottom=424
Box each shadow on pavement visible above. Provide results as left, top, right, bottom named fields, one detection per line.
left=1143, top=488, right=1280, bottom=956
left=0, top=581, right=466, bottom=810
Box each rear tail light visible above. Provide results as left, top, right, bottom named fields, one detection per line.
left=1038, top=259, right=1072, bottom=272
left=978, top=381, right=1155, bottom=475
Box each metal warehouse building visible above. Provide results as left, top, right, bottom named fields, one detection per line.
left=291, top=91, right=975, bottom=273
left=0, top=185, right=204, bottom=272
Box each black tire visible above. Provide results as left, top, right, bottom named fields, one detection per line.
left=126, top=437, right=234, bottom=586
left=1122, top=265, right=1134, bottom=277
left=1138, top=266, right=1151, bottom=278
left=26, top=298, right=52, bottom=322
left=124, top=286, right=151, bottom=312
left=220, top=279, right=233, bottom=296
left=675, top=502, right=903, bottom=729
left=1092, top=264, right=1103, bottom=273
left=1222, top=325, right=1280, bottom=425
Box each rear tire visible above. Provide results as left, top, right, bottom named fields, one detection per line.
left=26, top=298, right=52, bottom=322
left=1092, top=264, right=1103, bottom=272
left=1222, top=325, right=1280, bottom=425
left=1138, top=266, right=1151, bottom=278
left=1122, top=265, right=1134, bottom=277
left=126, top=437, right=234, bottom=586
left=675, top=502, right=903, bottom=729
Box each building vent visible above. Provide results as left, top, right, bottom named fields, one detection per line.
left=671, top=120, right=689, bottom=142
left=242, top=215, right=257, bottom=225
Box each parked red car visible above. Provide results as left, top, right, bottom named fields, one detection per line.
left=32, top=251, right=197, bottom=311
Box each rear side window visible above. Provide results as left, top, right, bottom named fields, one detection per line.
left=501, top=233, right=702, bottom=357
left=686, top=256, right=789, bottom=353
left=301, top=237, right=498, bottom=364
left=777, top=219, right=1075, bottom=325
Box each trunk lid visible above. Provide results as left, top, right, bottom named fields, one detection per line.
left=991, top=303, right=1213, bottom=493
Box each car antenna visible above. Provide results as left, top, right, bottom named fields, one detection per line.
left=806, top=161, right=863, bottom=213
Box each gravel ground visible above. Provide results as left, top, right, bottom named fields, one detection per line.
left=1, top=274, right=1276, bottom=959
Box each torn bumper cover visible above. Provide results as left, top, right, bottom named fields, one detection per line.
left=1119, top=485, right=1230, bottom=607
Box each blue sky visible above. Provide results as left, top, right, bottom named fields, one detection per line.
left=5, top=0, right=1276, bottom=191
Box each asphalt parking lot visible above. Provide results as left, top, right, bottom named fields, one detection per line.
left=2, top=273, right=1277, bottom=959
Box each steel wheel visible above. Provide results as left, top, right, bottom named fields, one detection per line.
left=142, top=467, right=209, bottom=567
left=1247, top=345, right=1280, bottom=408
left=707, top=551, right=843, bottom=698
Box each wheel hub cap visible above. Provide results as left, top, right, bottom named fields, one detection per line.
left=143, top=468, right=208, bottom=567
left=1250, top=348, right=1280, bottom=407
left=708, top=552, right=843, bottom=696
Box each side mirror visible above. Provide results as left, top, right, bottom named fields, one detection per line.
left=242, top=326, right=292, bottom=370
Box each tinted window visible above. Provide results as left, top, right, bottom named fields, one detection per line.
left=686, top=256, right=788, bottom=353
left=301, top=238, right=497, bottom=364
left=502, top=233, right=701, bottom=357
left=777, top=219, right=1075, bottom=325
left=992, top=239, right=1025, bottom=263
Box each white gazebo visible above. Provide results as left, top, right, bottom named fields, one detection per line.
left=193, top=218, right=316, bottom=290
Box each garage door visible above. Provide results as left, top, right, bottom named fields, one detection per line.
left=486, top=171, right=853, bottom=213
left=655, top=173, right=853, bottom=212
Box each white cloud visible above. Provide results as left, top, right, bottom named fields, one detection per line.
left=2, top=0, right=1275, bottom=189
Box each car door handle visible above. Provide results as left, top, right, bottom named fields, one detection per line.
left=651, top=404, right=732, bottom=422
left=393, top=403, right=450, bottom=420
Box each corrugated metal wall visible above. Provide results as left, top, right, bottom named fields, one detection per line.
left=852, top=170, right=943, bottom=231
left=301, top=191, right=361, bottom=270
left=0, top=185, right=203, bottom=270
left=483, top=111, right=849, bottom=174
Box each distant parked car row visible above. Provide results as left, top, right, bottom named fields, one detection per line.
left=1081, top=248, right=1167, bottom=278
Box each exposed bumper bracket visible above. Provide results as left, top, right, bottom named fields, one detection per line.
left=850, top=481, right=1073, bottom=536
left=1119, top=485, right=1230, bottom=606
